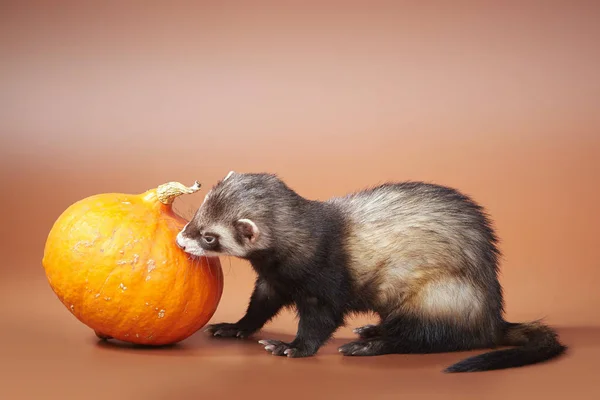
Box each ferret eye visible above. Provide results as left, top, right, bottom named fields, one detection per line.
left=202, top=235, right=217, bottom=245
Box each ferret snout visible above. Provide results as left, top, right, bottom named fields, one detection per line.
left=175, top=224, right=207, bottom=257
left=175, top=232, right=187, bottom=250
left=176, top=223, right=194, bottom=250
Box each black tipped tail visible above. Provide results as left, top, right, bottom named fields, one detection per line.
left=444, top=321, right=567, bottom=373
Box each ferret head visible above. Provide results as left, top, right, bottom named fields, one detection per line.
left=176, top=171, right=299, bottom=259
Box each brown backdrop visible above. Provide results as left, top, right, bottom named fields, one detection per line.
left=1, top=1, right=599, bottom=399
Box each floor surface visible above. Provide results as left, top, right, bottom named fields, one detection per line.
left=2, top=275, right=599, bottom=400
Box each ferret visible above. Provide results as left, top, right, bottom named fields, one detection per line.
left=176, top=171, right=566, bottom=372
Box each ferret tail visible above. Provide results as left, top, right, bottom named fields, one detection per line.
left=444, top=320, right=567, bottom=373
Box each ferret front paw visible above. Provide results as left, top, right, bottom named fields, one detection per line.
left=353, top=324, right=382, bottom=339
left=205, top=323, right=253, bottom=339
left=258, top=339, right=314, bottom=358
left=338, top=339, right=385, bottom=356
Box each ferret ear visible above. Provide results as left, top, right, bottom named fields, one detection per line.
left=235, top=219, right=259, bottom=243
left=223, top=171, right=236, bottom=181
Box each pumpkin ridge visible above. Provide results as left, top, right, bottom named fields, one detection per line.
left=142, top=221, right=182, bottom=340
left=159, top=263, right=192, bottom=340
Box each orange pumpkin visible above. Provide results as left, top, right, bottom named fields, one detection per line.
left=42, top=181, right=223, bottom=346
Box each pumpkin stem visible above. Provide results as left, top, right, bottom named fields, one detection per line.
left=156, top=181, right=202, bottom=205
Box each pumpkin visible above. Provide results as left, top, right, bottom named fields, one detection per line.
left=42, top=181, right=223, bottom=346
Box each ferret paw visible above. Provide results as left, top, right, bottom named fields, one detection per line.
left=258, top=339, right=313, bottom=358
left=338, top=339, right=385, bottom=356
left=205, top=323, right=253, bottom=339
left=353, top=324, right=382, bottom=339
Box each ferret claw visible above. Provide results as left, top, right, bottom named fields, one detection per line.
left=257, top=339, right=308, bottom=357
left=352, top=324, right=382, bottom=339
left=258, top=339, right=291, bottom=356
left=205, top=323, right=251, bottom=338
left=258, top=340, right=273, bottom=351
left=283, top=348, right=295, bottom=357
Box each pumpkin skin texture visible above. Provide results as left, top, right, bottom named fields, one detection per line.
left=42, top=182, right=223, bottom=346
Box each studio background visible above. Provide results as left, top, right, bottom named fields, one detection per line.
left=1, top=1, right=599, bottom=399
